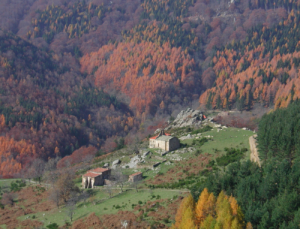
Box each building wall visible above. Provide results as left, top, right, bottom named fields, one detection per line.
left=94, top=175, right=103, bottom=186
left=129, top=173, right=143, bottom=182
left=82, top=175, right=103, bottom=188
left=102, top=170, right=111, bottom=180
left=149, top=139, right=156, bottom=148
left=169, top=137, right=180, bottom=151
left=82, top=176, right=87, bottom=188
left=155, top=139, right=167, bottom=150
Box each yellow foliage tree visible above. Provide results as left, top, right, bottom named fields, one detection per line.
left=174, top=189, right=246, bottom=229
left=174, top=194, right=195, bottom=228
left=246, top=222, right=254, bottom=229
left=180, top=207, right=197, bottom=229
left=195, top=188, right=210, bottom=225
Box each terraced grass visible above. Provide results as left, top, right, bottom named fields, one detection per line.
left=17, top=189, right=184, bottom=227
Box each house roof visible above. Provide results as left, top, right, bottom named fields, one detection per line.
left=156, top=135, right=174, bottom=141
left=82, top=172, right=101, bottom=178
left=89, top=168, right=110, bottom=173
left=149, top=133, right=171, bottom=140
left=129, top=172, right=142, bottom=177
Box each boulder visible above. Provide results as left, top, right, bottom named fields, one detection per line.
left=142, top=151, right=150, bottom=158
left=112, top=159, right=121, bottom=166
left=166, top=108, right=204, bottom=129
left=154, top=128, right=161, bottom=134
left=103, top=163, right=109, bottom=168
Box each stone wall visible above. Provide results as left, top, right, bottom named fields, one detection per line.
left=169, top=137, right=180, bottom=151
left=128, top=173, right=143, bottom=182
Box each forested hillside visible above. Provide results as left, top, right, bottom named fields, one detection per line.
left=0, top=30, right=134, bottom=177
left=190, top=101, right=300, bottom=229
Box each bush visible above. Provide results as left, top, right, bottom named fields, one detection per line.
left=47, top=223, right=59, bottom=229
left=195, top=149, right=202, bottom=156
left=10, top=180, right=26, bottom=192
left=216, top=147, right=246, bottom=166
left=207, top=160, right=215, bottom=167
left=163, top=218, right=170, bottom=223
left=191, top=125, right=212, bottom=135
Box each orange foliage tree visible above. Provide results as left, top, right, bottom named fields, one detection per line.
left=80, top=41, right=198, bottom=115
left=173, top=189, right=248, bottom=229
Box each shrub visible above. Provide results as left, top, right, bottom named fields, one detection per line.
left=191, top=125, right=212, bottom=135
left=216, top=147, right=246, bottom=166
left=163, top=218, right=170, bottom=223
left=47, top=223, right=59, bottom=229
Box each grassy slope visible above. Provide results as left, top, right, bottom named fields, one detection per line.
left=13, top=123, right=255, bottom=227
left=182, top=127, right=254, bottom=159
left=17, top=189, right=183, bottom=226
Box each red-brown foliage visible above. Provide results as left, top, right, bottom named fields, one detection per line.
left=57, top=146, right=97, bottom=169
left=80, top=41, right=198, bottom=115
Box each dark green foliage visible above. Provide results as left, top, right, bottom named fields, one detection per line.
left=0, top=100, right=44, bottom=129
left=192, top=137, right=208, bottom=146
left=216, top=147, right=247, bottom=166
left=10, top=180, right=26, bottom=192
left=141, top=0, right=194, bottom=21
left=191, top=159, right=300, bottom=228
left=123, top=20, right=201, bottom=51
left=191, top=125, right=212, bottom=135
left=64, top=87, right=121, bottom=120
left=47, top=223, right=59, bottom=229
left=257, top=100, right=300, bottom=161
left=207, top=160, right=215, bottom=167
left=223, top=11, right=300, bottom=70
left=32, top=2, right=111, bottom=43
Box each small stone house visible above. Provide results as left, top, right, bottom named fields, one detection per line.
left=128, top=172, right=143, bottom=182
left=149, top=130, right=180, bottom=151
left=82, top=168, right=111, bottom=189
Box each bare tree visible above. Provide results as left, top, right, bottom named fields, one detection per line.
left=104, top=183, right=114, bottom=198
left=43, top=157, right=60, bottom=188
left=56, top=172, right=80, bottom=203
left=65, top=200, right=76, bottom=222
left=49, top=188, right=60, bottom=209
left=131, top=180, right=141, bottom=193
left=27, top=158, right=45, bottom=184
left=113, top=168, right=127, bottom=192
left=1, top=192, right=17, bottom=207
left=79, top=190, right=90, bottom=203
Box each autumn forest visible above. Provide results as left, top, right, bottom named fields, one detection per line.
left=0, top=0, right=299, bottom=181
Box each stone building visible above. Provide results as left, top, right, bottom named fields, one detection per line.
left=128, top=172, right=143, bottom=182
left=82, top=168, right=111, bottom=189
left=149, top=130, right=180, bottom=151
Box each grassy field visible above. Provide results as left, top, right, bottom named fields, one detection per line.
left=17, top=189, right=185, bottom=227
left=0, top=179, right=18, bottom=188
left=181, top=127, right=254, bottom=159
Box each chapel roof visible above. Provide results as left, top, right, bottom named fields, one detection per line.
left=82, top=172, right=101, bottom=178
left=89, top=168, right=110, bottom=173
left=156, top=135, right=174, bottom=141
left=129, top=172, right=142, bottom=177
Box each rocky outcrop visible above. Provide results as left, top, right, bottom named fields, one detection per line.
left=166, top=108, right=204, bottom=130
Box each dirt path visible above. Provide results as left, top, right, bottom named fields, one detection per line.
left=249, top=134, right=261, bottom=167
